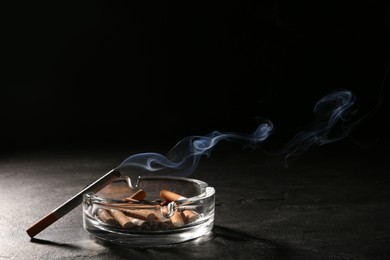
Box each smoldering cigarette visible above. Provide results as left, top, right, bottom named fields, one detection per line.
left=97, top=208, right=117, bottom=225
left=26, top=169, right=121, bottom=238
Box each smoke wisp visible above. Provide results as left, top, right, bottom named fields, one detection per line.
left=117, top=89, right=358, bottom=177
left=117, top=120, right=274, bottom=177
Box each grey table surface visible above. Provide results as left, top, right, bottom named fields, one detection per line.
left=0, top=145, right=389, bottom=260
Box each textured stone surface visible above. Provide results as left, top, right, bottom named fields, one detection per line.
left=0, top=145, right=389, bottom=259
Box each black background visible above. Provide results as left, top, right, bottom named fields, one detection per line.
left=2, top=3, right=390, bottom=259
left=3, top=1, right=390, bottom=154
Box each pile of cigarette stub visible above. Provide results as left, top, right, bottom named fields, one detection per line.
left=95, top=189, right=199, bottom=231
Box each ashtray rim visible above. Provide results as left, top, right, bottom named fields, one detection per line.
left=84, top=175, right=215, bottom=204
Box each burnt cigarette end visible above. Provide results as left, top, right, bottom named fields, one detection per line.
left=97, top=209, right=117, bottom=225
left=125, top=209, right=158, bottom=222
left=109, top=209, right=134, bottom=229
left=159, top=190, right=187, bottom=202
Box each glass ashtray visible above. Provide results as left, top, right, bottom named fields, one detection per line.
left=83, top=176, right=215, bottom=246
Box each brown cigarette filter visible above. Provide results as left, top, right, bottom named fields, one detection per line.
left=125, top=209, right=158, bottom=222
left=159, top=189, right=187, bottom=202
left=26, top=169, right=121, bottom=238
left=182, top=210, right=198, bottom=223
left=97, top=208, right=117, bottom=225
left=26, top=213, right=58, bottom=238
left=109, top=209, right=134, bottom=229
left=170, top=210, right=185, bottom=228
left=123, top=189, right=147, bottom=202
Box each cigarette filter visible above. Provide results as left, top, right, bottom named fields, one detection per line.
left=160, top=189, right=187, bottom=202
left=125, top=209, right=158, bottom=222
left=97, top=208, right=117, bottom=225
left=110, top=209, right=134, bottom=229
left=170, top=210, right=185, bottom=228
left=26, top=169, right=121, bottom=238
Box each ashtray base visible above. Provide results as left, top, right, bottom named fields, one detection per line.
left=84, top=214, right=214, bottom=246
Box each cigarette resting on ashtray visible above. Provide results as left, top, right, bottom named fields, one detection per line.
left=26, top=169, right=121, bottom=238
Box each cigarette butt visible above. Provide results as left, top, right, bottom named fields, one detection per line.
left=97, top=209, right=117, bottom=225
left=123, top=198, right=140, bottom=203
left=127, top=216, right=146, bottom=227
left=156, top=216, right=172, bottom=229
left=109, top=209, right=134, bottom=229
left=182, top=210, right=198, bottom=223
left=159, top=190, right=187, bottom=202
left=123, top=189, right=147, bottom=202
left=155, top=208, right=172, bottom=224
left=170, top=210, right=185, bottom=228
left=155, top=214, right=172, bottom=223
left=124, top=209, right=158, bottom=222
